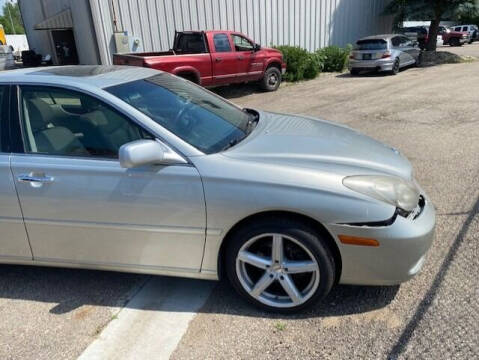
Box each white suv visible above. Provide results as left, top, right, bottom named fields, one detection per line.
left=451, top=25, right=478, bottom=43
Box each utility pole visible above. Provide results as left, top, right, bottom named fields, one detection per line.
left=6, top=0, right=16, bottom=34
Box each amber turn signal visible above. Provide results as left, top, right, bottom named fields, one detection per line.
left=338, top=235, right=380, bottom=247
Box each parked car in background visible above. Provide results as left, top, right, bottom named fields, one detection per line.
left=397, top=26, right=428, bottom=48
left=451, top=25, right=478, bottom=43
left=0, top=65, right=435, bottom=312
left=349, top=34, right=420, bottom=76
left=113, top=30, right=286, bottom=91
left=0, top=45, right=15, bottom=70
left=442, top=28, right=470, bottom=46
left=397, top=26, right=447, bottom=48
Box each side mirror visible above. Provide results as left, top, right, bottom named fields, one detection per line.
left=254, top=43, right=261, bottom=51
left=119, top=139, right=186, bottom=168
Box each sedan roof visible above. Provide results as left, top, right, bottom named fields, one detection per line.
left=0, top=65, right=160, bottom=88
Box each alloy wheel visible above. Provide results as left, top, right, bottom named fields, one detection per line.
left=235, top=233, right=320, bottom=308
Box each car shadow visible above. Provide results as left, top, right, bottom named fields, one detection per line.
left=337, top=64, right=419, bottom=79
left=212, top=83, right=263, bottom=99
left=0, top=264, right=399, bottom=319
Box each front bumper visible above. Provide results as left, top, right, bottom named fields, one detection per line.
left=328, top=195, right=436, bottom=286
left=349, top=58, right=395, bottom=72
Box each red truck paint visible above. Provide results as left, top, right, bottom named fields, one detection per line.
left=113, top=30, right=286, bottom=89
left=441, top=30, right=470, bottom=46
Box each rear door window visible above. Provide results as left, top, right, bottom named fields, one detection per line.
left=355, top=39, right=387, bottom=50
left=213, top=34, right=232, bottom=52
left=0, top=86, right=6, bottom=150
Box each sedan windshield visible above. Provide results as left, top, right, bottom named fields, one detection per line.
left=106, top=73, right=251, bottom=154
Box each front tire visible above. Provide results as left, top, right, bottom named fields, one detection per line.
left=225, top=217, right=335, bottom=313
left=450, top=37, right=460, bottom=47
left=260, top=67, right=282, bottom=92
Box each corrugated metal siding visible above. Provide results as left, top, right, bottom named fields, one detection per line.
left=90, top=0, right=393, bottom=65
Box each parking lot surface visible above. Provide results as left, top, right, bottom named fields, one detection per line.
left=172, top=46, right=479, bottom=359
left=1, top=44, right=479, bottom=360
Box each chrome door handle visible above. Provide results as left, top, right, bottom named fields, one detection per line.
left=215, top=57, right=222, bottom=62
left=237, top=56, right=244, bottom=60
left=18, top=174, right=55, bottom=183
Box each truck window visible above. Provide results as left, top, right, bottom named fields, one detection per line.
left=174, top=33, right=207, bottom=54
left=232, top=35, right=253, bottom=51
left=213, top=34, right=232, bottom=52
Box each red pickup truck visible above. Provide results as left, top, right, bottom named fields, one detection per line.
left=113, top=30, right=286, bottom=91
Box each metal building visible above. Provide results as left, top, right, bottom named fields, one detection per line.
left=20, top=0, right=393, bottom=66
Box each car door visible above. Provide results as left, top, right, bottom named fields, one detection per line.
left=10, top=85, right=206, bottom=272
left=0, top=85, right=32, bottom=261
left=393, top=36, right=415, bottom=66
left=210, top=33, right=239, bottom=85
left=231, top=34, right=263, bottom=81
left=400, top=36, right=420, bottom=64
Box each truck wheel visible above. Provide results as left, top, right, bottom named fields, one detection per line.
left=450, top=38, right=460, bottom=47
left=261, top=67, right=281, bottom=92
left=178, top=73, right=199, bottom=84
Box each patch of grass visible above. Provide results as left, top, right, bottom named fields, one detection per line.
left=274, top=321, right=287, bottom=331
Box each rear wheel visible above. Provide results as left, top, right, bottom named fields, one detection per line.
left=225, top=217, right=335, bottom=313
left=260, top=66, right=282, bottom=92
left=177, top=72, right=199, bottom=84
left=390, top=59, right=400, bottom=75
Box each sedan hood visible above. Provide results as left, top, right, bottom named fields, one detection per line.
left=224, top=111, right=413, bottom=179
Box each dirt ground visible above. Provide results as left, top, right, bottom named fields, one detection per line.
left=172, top=44, right=479, bottom=360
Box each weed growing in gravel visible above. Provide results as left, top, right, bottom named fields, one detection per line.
left=274, top=321, right=287, bottom=331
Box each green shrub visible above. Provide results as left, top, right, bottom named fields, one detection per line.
left=275, top=45, right=323, bottom=81
left=317, top=44, right=352, bottom=72
left=304, top=52, right=324, bottom=79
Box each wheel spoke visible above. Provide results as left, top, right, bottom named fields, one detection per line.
left=279, top=274, right=302, bottom=305
left=250, top=272, right=274, bottom=298
left=237, top=250, right=271, bottom=270
left=284, top=260, right=319, bottom=274
left=272, top=234, right=284, bottom=264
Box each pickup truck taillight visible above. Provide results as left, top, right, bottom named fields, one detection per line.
left=382, top=51, right=392, bottom=58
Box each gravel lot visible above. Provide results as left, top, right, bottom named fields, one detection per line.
left=172, top=45, right=479, bottom=359
left=1, top=44, right=479, bottom=360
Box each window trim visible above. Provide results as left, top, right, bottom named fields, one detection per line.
left=15, top=84, right=159, bottom=161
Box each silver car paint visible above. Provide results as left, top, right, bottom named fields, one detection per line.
left=0, top=154, right=32, bottom=260
left=0, top=67, right=435, bottom=286
left=349, top=34, right=420, bottom=72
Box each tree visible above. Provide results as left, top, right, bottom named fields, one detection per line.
left=385, top=0, right=477, bottom=51
left=0, top=2, right=25, bottom=35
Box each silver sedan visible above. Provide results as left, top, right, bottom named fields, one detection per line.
left=349, top=34, right=421, bottom=75
left=0, top=66, right=435, bottom=312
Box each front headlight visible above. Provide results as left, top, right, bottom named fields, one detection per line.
left=342, top=175, right=420, bottom=213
